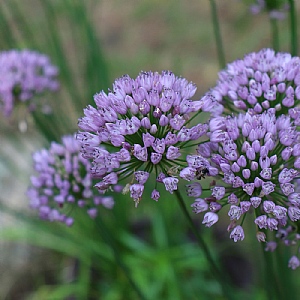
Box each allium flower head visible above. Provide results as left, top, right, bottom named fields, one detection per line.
left=77, top=70, right=209, bottom=206
left=0, top=49, right=59, bottom=117
left=206, top=48, right=300, bottom=122
left=27, top=135, right=115, bottom=226
left=187, top=110, right=300, bottom=248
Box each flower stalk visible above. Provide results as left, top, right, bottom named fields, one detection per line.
left=95, top=216, right=147, bottom=300
left=175, top=189, right=235, bottom=300
left=270, top=18, right=279, bottom=51
left=288, top=0, right=297, bottom=55
left=209, top=0, right=226, bottom=69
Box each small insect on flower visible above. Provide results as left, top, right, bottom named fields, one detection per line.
left=195, top=167, right=209, bottom=180
left=167, top=165, right=181, bottom=177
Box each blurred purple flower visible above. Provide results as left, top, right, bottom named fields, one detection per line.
left=27, top=135, right=115, bottom=226
left=0, top=49, right=59, bottom=117
left=288, top=256, right=300, bottom=270
left=249, top=0, right=289, bottom=20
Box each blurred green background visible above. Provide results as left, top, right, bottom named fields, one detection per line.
left=0, top=0, right=299, bottom=299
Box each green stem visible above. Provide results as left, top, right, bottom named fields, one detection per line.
left=209, top=0, right=226, bottom=68
left=174, top=190, right=235, bottom=300
left=270, top=18, right=279, bottom=51
left=0, top=201, right=147, bottom=299
left=261, top=243, right=274, bottom=300
left=180, top=139, right=209, bottom=149
left=275, top=246, right=296, bottom=300
left=95, top=217, right=147, bottom=300
left=288, top=0, right=298, bottom=56
left=260, top=243, right=282, bottom=300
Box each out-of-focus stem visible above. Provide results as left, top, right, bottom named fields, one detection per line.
left=261, top=242, right=282, bottom=300
left=175, top=189, right=235, bottom=300
left=270, top=18, right=279, bottom=51
left=288, top=0, right=297, bottom=55
left=95, top=217, right=148, bottom=300
left=209, top=0, right=226, bottom=68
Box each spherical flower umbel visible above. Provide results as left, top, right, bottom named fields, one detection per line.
left=27, top=135, right=115, bottom=226
left=0, top=49, right=59, bottom=117
left=186, top=110, right=300, bottom=265
left=204, top=48, right=300, bottom=122
left=77, top=70, right=209, bottom=206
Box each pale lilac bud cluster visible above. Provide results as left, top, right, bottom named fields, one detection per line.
left=249, top=0, right=289, bottom=20
left=77, top=71, right=209, bottom=206
left=0, top=49, right=59, bottom=117
left=205, top=48, right=300, bottom=121
left=27, top=135, right=115, bottom=226
left=187, top=110, right=300, bottom=254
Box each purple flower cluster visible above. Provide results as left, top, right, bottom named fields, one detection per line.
left=192, top=48, right=300, bottom=268
left=184, top=110, right=300, bottom=267
left=74, top=53, right=300, bottom=268
left=249, top=0, right=289, bottom=20
left=77, top=70, right=209, bottom=206
left=27, top=135, right=115, bottom=226
left=205, top=48, right=300, bottom=121
left=0, top=49, right=59, bottom=117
